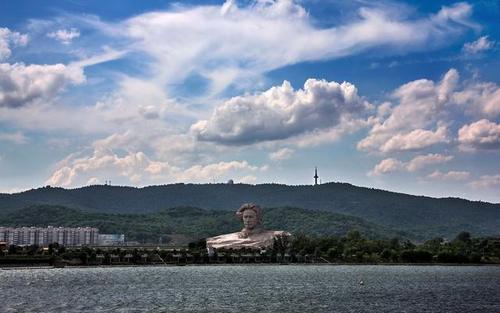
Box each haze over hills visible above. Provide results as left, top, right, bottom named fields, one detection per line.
left=1, top=182, right=499, bottom=240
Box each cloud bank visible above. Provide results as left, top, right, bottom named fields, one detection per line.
left=192, top=79, right=370, bottom=144
left=370, top=154, right=453, bottom=176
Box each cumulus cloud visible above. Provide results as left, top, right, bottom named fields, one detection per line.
left=114, top=1, right=477, bottom=94
left=406, top=153, right=454, bottom=172
left=291, top=116, right=373, bottom=147
left=0, top=27, right=28, bottom=61
left=378, top=126, right=449, bottom=153
left=463, top=36, right=494, bottom=54
left=458, top=119, right=500, bottom=150
left=177, top=160, right=259, bottom=182
left=428, top=170, right=470, bottom=181
left=358, top=69, right=458, bottom=154
left=369, top=158, right=405, bottom=176
left=269, top=148, right=294, bottom=161
left=453, top=82, right=500, bottom=118
left=0, top=62, right=85, bottom=108
left=370, top=153, right=453, bottom=176
left=192, top=79, right=370, bottom=144
left=469, top=175, right=500, bottom=189
left=45, top=141, right=261, bottom=187
left=47, top=28, right=80, bottom=44
left=45, top=148, right=177, bottom=187
left=358, top=68, right=500, bottom=154
left=0, top=66, right=190, bottom=138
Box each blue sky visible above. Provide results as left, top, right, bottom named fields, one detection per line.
left=0, top=0, right=499, bottom=202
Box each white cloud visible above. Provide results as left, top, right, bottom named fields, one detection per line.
left=177, top=160, right=258, bottom=183
left=291, top=116, right=373, bottom=148
left=453, top=82, right=500, bottom=118
left=469, top=175, right=500, bottom=189
left=238, top=175, right=257, bottom=184
left=0, top=72, right=190, bottom=136
left=0, top=27, right=29, bottom=61
left=370, top=153, right=453, bottom=176
left=0, top=62, right=85, bottom=108
left=428, top=170, right=470, bottom=181
left=378, top=126, right=449, bottom=153
left=463, top=36, right=494, bottom=54
left=45, top=139, right=261, bottom=187
left=369, top=158, right=405, bottom=176
left=0, top=131, right=28, bottom=144
left=458, top=119, right=500, bottom=150
left=269, top=148, right=294, bottom=161
left=45, top=149, right=178, bottom=187
left=406, top=153, right=453, bottom=172
left=47, top=28, right=80, bottom=44
left=86, top=177, right=100, bottom=185
left=114, top=1, right=476, bottom=95
left=358, top=68, right=500, bottom=155
left=192, top=79, right=370, bottom=144
left=358, top=69, right=458, bottom=154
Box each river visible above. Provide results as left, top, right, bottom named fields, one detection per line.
left=1, top=265, right=499, bottom=312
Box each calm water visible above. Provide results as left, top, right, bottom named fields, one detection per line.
left=1, top=265, right=499, bottom=313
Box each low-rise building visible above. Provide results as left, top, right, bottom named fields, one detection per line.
left=98, top=234, right=125, bottom=246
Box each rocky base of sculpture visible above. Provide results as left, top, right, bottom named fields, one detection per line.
left=206, top=230, right=288, bottom=250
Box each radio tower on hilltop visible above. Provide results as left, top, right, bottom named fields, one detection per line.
left=314, top=167, right=319, bottom=186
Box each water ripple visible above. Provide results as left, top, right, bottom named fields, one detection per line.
left=1, top=265, right=499, bottom=313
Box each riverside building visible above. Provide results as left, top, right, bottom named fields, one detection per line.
left=97, top=234, right=125, bottom=246
left=0, top=226, right=99, bottom=247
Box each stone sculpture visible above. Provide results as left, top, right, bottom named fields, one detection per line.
left=206, top=203, right=289, bottom=251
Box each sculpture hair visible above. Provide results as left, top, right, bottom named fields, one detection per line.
left=236, top=203, right=262, bottom=222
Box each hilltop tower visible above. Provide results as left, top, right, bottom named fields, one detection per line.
left=314, top=167, right=319, bottom=186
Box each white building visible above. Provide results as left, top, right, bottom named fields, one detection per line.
left=98, top=234, right=125, bottom=246
left=0, top=226, right=99, bottom=247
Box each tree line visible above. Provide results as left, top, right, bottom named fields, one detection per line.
left=1, top=231, right=499, bottom=266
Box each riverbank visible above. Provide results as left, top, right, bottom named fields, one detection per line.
left=3, top=262, right=500, bottom=270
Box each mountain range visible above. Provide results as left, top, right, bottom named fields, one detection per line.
left=1, top=182, right=499, bottom=240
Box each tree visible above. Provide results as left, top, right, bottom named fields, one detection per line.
left=8, top=245, right=18, bottom=255
left=422, top=237, right=444, bottom=255
left=346, top=230, right=361, bottom=242
left=273, top=233, right=291, bottom=257
left=455, top=231, right=471, bottom=243
left=48, top=242, right=60, bottom=255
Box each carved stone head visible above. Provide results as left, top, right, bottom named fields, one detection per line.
left=236, top=203, right=262, bottom=232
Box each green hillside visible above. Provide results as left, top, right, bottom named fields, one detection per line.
left=0, top=205, right=409, bottom=243
left=1, top=182, right=499, bottom=239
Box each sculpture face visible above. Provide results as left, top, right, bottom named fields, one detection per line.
left=242, top=209, right=259, bottom=230
left=206, top=203, right=289, bottom=250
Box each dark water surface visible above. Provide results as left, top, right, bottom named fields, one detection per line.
left=1, top=265, right=499, bottom=313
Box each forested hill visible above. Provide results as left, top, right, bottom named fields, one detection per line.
left=1, top=205, right=409, bottom=243
left=1, top=183, right=499, bottom=239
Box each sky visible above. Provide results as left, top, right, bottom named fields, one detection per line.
left=0, top=0, right=499, bottom=203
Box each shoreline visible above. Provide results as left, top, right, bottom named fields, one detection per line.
left=3, top=262, right=500, bottom=270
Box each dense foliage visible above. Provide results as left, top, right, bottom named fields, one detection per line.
left=1, top=231, right=498, bottom=266
left=0, top=205, right=408, bottom=243
left=282, top=230, right=500, bottom=264
left=1, top=183, right=499, bottom=239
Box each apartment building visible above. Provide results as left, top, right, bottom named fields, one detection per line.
left=0, top=226, right=99, bottom=247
